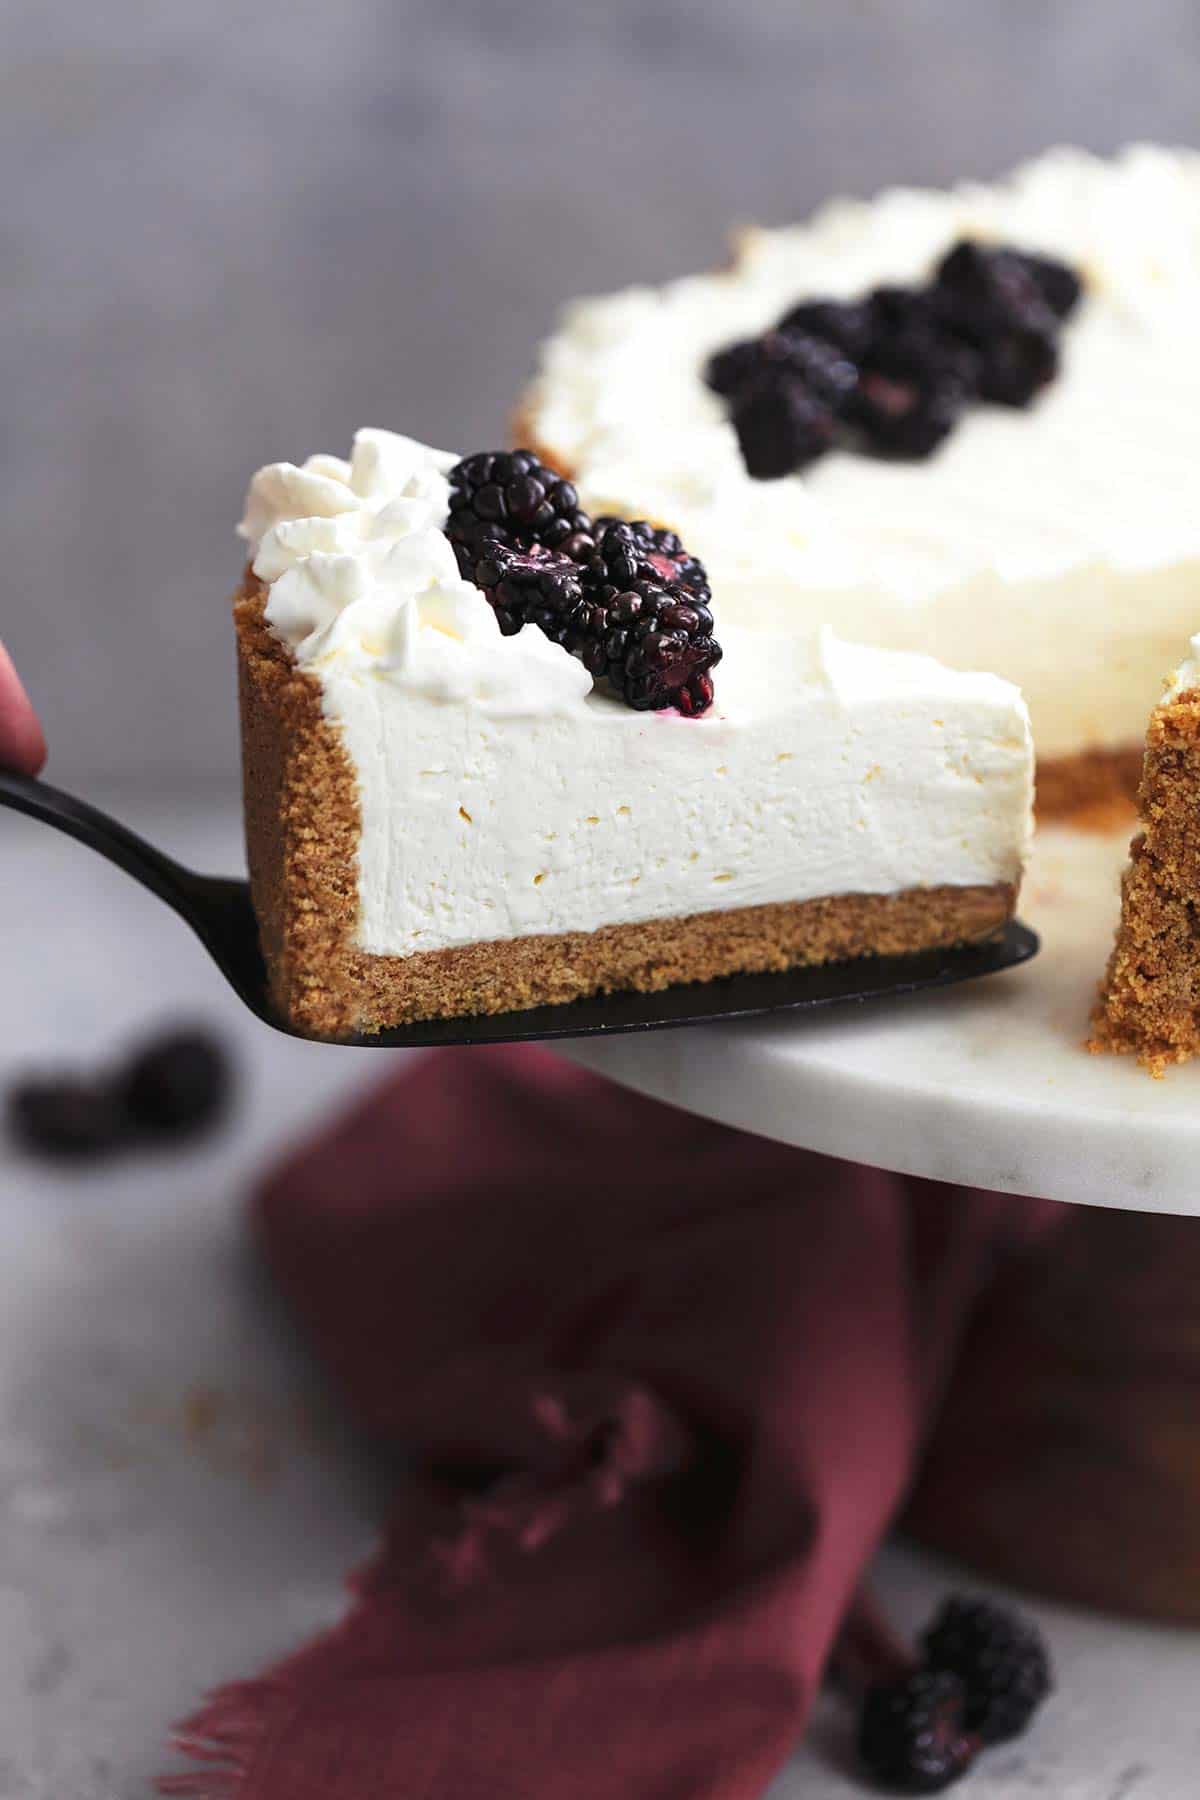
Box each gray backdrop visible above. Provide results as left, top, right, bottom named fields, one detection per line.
left=5, top=0, right=1198, bottom=794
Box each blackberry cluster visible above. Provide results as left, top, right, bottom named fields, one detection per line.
left=855, top=1593, right=1053, bottom=1793
left=705, top=238, right=1082, bottom=479
left=858, top=1670, right=978, bottom=1795
left=921, top=1596, right=1053, bottom=1744
left=447, top=454, right=721, bottom=715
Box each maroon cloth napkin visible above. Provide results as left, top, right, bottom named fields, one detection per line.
left=163, top=1046, right=1060, bottom=1800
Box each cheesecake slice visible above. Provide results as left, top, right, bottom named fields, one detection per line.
left=234, top=429, right=1033, bottom=1039
left=1090, top=639, right=1200, bottom=1074
left=520, top=145, right=1200, bottom=816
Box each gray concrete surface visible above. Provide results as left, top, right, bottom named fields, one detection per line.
left=4, top=0, right=1199, bottom=794
left=1, top=797, right=1199, bottom=1796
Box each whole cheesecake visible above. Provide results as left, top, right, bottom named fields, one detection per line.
left=233, top=430, right=1032, bottom=1038
left=519, top=145, right=1200, bottom=815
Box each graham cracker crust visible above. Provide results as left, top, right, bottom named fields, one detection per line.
left=234, top=571, right=1015, bottom=1039
left=1089, top=686, right=1200, bottom=1075
left=513, top=402, right=1142, bottom=828
left=1034, top=746, right=1142, bottom=825
left=234, top=570, right=363, bottom=1040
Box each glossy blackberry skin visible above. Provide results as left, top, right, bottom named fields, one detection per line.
left=446, top=451, right=594, bottom=576
left=584, top=521, right=722, bottom=713
left=471, top=544, right=588, bottom=641
left=475, top=529, right=721, bottom=715
left=858, top=1670, right=978, bottom=1794
left=587, top=518, right=712, bottom=603
left=448, top=448, right=722, bottom=716
left=921, top=1596, right=1053, bottom=1745
left=599, top=586, right=721, bottom=713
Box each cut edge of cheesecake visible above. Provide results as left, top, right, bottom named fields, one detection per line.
left=509, top=403, right=1139, bottom=825
left=1089, top=682, right=1200, bottom=1075
left=234, top=570, right=1016, bottom=1041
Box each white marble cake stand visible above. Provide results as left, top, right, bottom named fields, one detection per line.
left=565, top=820, right=1200, bottom=1216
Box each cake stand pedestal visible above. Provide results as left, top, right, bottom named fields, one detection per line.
left=565, top=820, right=1200, bottom=1620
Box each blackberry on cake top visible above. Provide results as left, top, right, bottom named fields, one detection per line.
left=446, top=453, right=721, bottom=717
left=580, top=519, right=721, bottom=715
left=445, top=450, right=594, bottom=575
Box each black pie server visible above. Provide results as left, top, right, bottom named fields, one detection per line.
left=0, top=769, right=1038, bottom=1046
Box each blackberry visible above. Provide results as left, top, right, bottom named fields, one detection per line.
left=858, top=1670, right=979, bottom=1794
left=470, top=521, right=720, bottom=716
left=706, top=331, right=791, bottom=398
left=587, top=517, right=711, bottom=601
left=935, top=242, right=1037, bottom=321
left=1012, top=249, right=1082, bottom=320
left=868, top=284, right=945, bottom=344
left=121, top=1029, right=230, bottom=1137
left=583, top=520, right=722, bottom=713
left=471, top=542, right=588, bottom=641
left=935, top=241, right=1068, bottom=341
left=445, top=450, right=594, bottom=575
left=706, top=330, right=857, bottom=414
left=731, top=377, right=836, bottom=478
left=974, top=325, right=1059, bottom=406
left=851, top=346, right=967, bottom=459
left=922, top=1596, right=1052, bottom=1745
left=600, top=584, right=721, bottom=713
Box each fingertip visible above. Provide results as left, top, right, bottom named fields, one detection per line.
left=0, top=640, right=47, bottom=775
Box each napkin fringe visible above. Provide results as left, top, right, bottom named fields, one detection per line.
left=159, top=1678, right=283, bottom=1799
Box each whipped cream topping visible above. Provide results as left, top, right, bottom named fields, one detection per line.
left=525, top=145, right=1200, bottom=758
left=239, top=429, right=592, bottom=716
